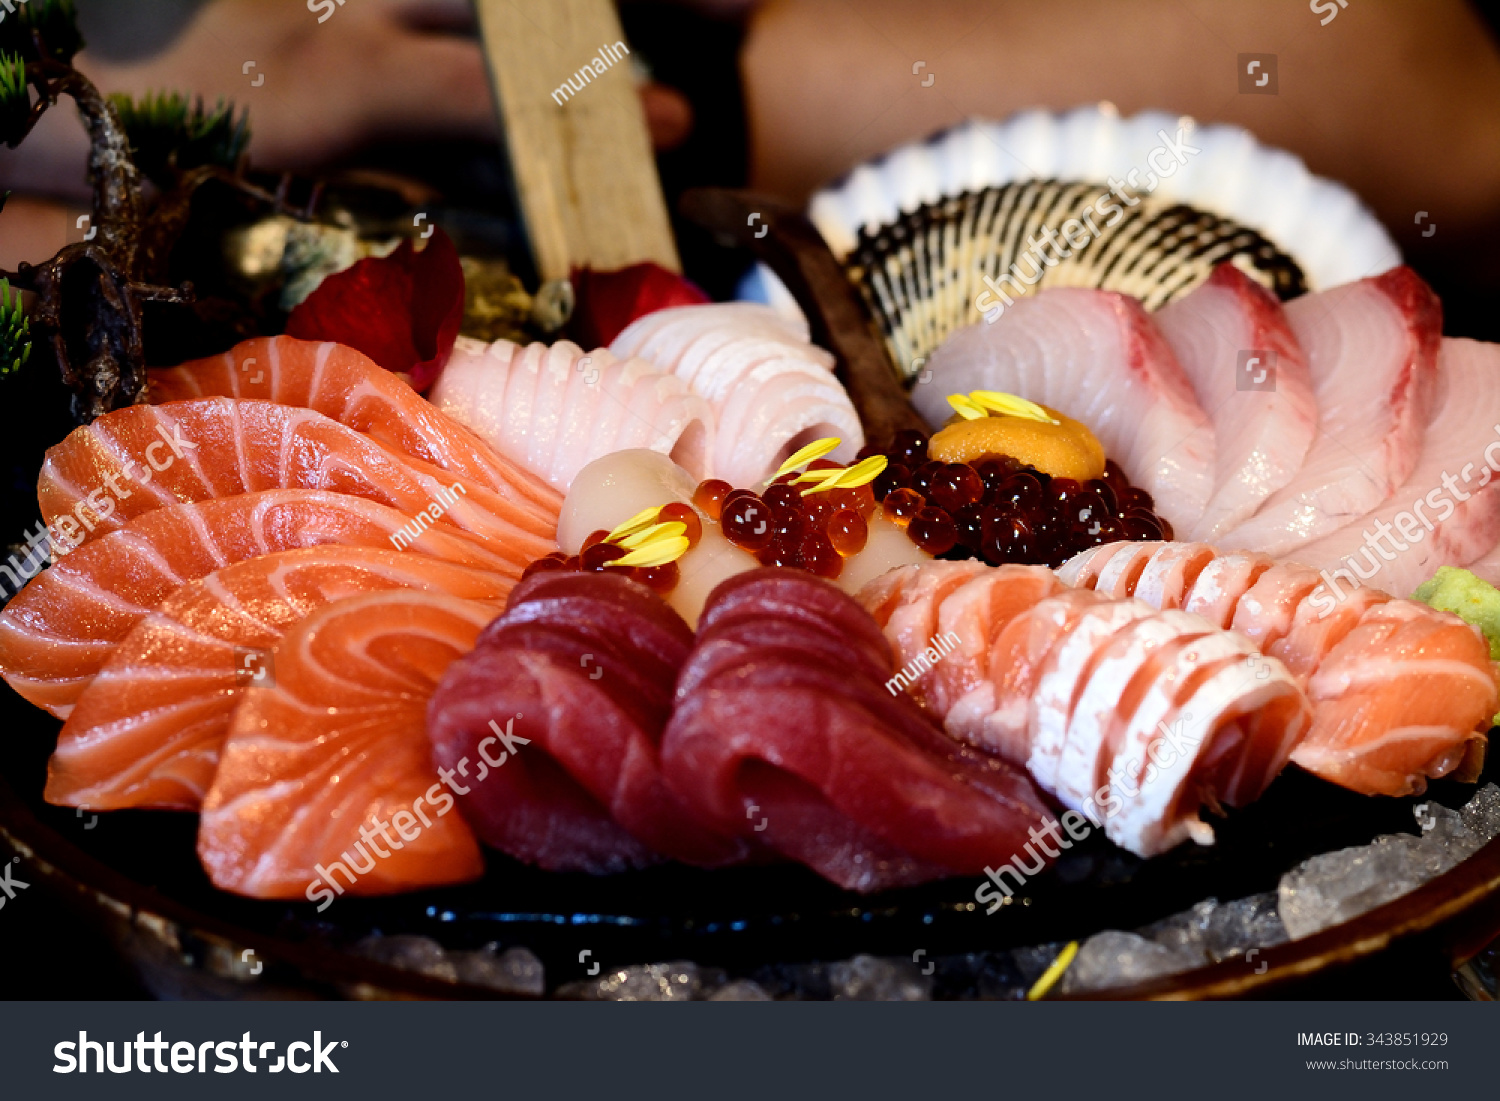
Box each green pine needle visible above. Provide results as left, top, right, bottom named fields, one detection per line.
left=110, top=90, right=251, bottom=188
left=0, top=279, right=32, bottom=380
left=0, top=0, right=83, bottom=66
left=0, top=52, right=29, bottom=146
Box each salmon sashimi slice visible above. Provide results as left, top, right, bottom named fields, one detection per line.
left=1293, top=337, right=1500, bottom=598
left=150, top=336, right=562, bottom=522
left=1156, top=264, right=1318, bottom=540
left=1293, top=601, right=1496, bottom=796
left=1049, top=609, right=1307, bottom=854
left=915, top=288, right=1216, bottom=534
left=924, top=564, right=1066, bottom=718
left=45, top=547, right=512, bottom=811
left=199, top=591, right=491, bottom=899
left=1057, top=540, right=1499, bottom=796
left=857, top=560, right=991, bottom=711
left=37, top=398, right=559, bottom=567
left=859, top=558, right=1309, bottom=856
left=1221, top=267, right=1443, bottom=556
left=0, top=490, right=514, bottom=718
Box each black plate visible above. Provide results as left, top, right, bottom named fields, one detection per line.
left=4, top=673, right=1495, bottom=995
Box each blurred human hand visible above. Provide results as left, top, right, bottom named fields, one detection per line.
left=0, top=0, right=692, bottom=204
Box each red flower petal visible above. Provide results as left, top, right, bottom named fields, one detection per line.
left=286, top=228, right=464, bottom=392
left=571, top=262, right=709, bottom=348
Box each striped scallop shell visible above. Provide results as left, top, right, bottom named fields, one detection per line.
left=790, top=106, right=1400, bottom=383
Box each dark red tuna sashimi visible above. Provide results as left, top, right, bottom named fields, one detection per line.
left=427, top=572, right=753, bottom=871
left=661, top=569, right=1056, bottom=893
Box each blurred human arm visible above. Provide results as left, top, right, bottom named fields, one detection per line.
left=741, top=0, right=1500, bottom=259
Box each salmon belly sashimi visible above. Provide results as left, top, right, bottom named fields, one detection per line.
left=0, top=489, right=512, bottom=718
left=149, top=335, right=562, bottom=523
left=661, top=570, right=1057, bottom=891
left=915, top=287, right=1216, bottom=536
left=37, top=398, right=559, bottom=571
left=610, top=302, right=865, bottom=489
left=1219, top=267, right=1444, bottom=556
left=1155, top=264, right=1318, bottom=540
left=45, top=548, right=514, bottom=812
left=200, top=590, right=493, bottom=899
left=428, top=570, right=747, bottom=874
left=859, top=563, right=1310, bottom=857
left=430, top=337, right=716, bottom=490
left=1059, top=540, right=1497, bottom=796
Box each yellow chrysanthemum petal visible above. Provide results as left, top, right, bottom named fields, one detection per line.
left=605, top=505, right=666, bottom=543
left=947, top=393, right=988, bottom=421
left=791, top=467, right=842, bottom=486
left=617, top=521, right=687, bottom=549
left=1026, top=941, right=1079, bottom=1001
left=603, top=535, right=691, bottom=568
left=800, top=454, right=887, bottom=495
left=970, top=390, right=1059, bottom=425
left=770, top=437, right=842, bottom=482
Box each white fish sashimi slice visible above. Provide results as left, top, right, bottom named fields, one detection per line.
left=430, top=339, right=714, bottom=491
left=918, top=288, right=1215, bottom=534
left=1028, top=599, right=1155, bottom=794
left=713, top=365, right=861, bottom=486
left=1293, top=338, right=1500, bottom=599
left=616, top=303, right=861, bottom=488
left=1219, top=267, right=1444, bottom=556
left=1156, top=264, right=1318, bottom=539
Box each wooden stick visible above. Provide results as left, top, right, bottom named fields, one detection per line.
left=679, top=187, right=927, bottom=448
left=473, top=0, right=679, bottom=281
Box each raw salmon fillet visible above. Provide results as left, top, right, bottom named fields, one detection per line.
left=860, top=561, right=1309, bottom=856
left=38, top=398, right=558, bottom=568
left=1058, top=540, right=1496, bottom=795
left=150, top=335, right=562, bottom=521
left=1294, top=601, right=1496, bottom=796
left=45, top=547, right=512, bottom=811
left=916, top=288, right=1216, bottom=534
left=0, top=489, right=512, bottom=717
left=1156, top=264, right=1318, bottom=540
left=1221, top=267, right=1443, bottom=555
left=199, top=591, right=492, bottom=899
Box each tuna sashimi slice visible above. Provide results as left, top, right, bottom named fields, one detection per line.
left=430, top=337, right=715, bottom=490
left=665, top=570, right=1054, bottom=892
left=1294, top=601, right=1496, bottom=796
left=38, top=398, right=559, bottom=569
left=149, top=336, right=561, bottom=522
left=45, top=548, right=512, bottom=811
left=1293, top=337, right=1500, bottom=598
left=1156, top=264, right=1318, bottom=539
left=199, top=591, right=491, bottom=899
left=916, top=288, right=1215, bottom=533
left=429, top=572, right=748, bottom=873
left=1220, top=267, right=1443, bottom=555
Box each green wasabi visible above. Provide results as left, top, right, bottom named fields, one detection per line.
left=1412, top=566, right=1500, bottom=661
